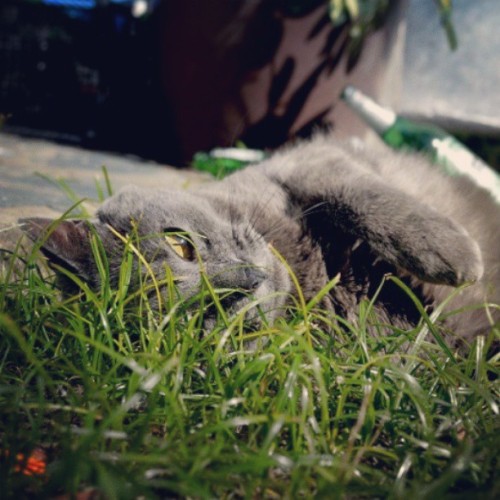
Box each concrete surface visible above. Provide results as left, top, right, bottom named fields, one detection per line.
left=401, top=0, right=500, bottom=134
left=0, top=132, right=207, bottom=250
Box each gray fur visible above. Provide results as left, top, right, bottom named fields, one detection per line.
left=20, top=134, right=500, bottom=344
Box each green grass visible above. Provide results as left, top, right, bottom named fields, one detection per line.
left=0, top=199, right=499, bottom=498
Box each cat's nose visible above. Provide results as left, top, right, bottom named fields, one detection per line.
left=243, top=267, right=267, bottom=291
left=209, top=264, right=267, bottom=291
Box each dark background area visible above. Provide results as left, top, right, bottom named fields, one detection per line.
left=0, top=0, right=181, bottom=163
left=0, top=0, right=392, bottom=167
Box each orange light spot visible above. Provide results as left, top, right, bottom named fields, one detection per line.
left=11, top=448, right=47, bottom=476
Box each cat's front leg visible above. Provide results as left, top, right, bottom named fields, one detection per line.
left=266, top=158, right=483, bottom=287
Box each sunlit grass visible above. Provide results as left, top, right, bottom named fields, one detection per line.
left=0, top=208, right=499, bottom=498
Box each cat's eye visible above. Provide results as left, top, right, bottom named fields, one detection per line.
left=164, top=230, right=195, bottom=261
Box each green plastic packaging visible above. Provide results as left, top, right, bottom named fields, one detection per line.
left=341, top=85, right=500, bottom=205
left=193, top=147, right=267, bottom=178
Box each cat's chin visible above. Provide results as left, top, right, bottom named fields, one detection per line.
left=200, top=287, right=288, bottom=338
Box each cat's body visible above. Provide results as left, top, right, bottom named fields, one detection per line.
left=21, top=135, right=500, bottom=345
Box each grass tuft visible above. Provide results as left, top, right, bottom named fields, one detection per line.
left=0, top=211, right=499, bottom=498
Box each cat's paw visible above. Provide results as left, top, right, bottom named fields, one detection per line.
left=394, top=214, right=484, bottom=287
left=331, top=179, right=485, bottom=288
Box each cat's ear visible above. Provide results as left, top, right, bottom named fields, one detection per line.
left=19, top=217, right=94, bottom=279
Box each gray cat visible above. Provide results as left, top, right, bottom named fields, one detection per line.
left=20, top=134, right=500, bottom=345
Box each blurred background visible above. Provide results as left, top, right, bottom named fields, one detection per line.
left=0, top=0, right=499, bottom=168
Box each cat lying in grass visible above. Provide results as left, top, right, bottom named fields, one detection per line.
left=20, top=135, right=499, bottom=346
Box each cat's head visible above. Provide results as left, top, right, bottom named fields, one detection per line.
left=20, top=186, right=291, bottom=324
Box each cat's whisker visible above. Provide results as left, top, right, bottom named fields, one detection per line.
left=302, top=201, right=329, bottom=217
left=244, top=186, right=280, bottom=242
left=260, top=201, right=329, bottom=241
